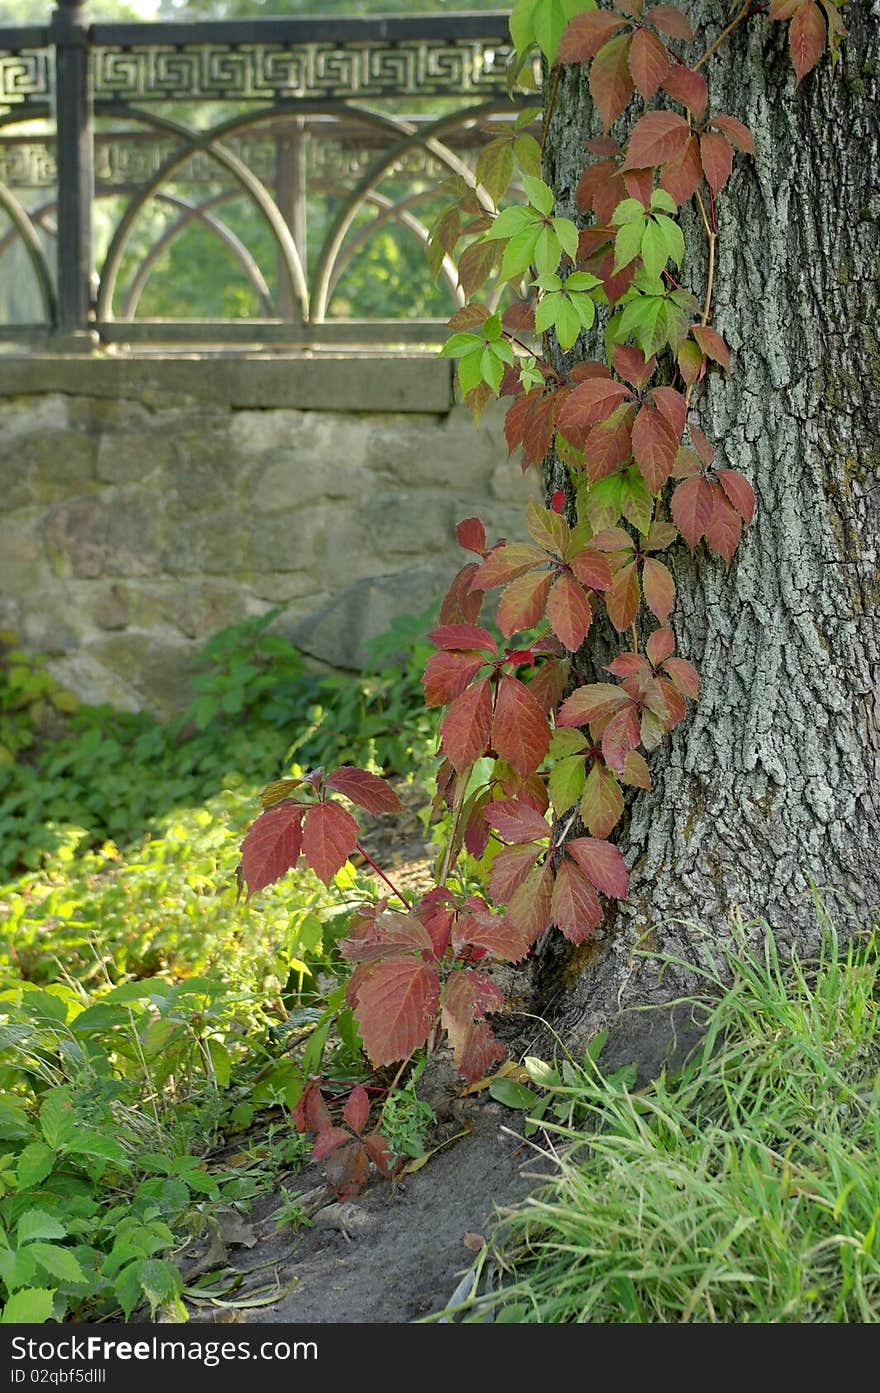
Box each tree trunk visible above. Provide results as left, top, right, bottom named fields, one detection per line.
left=538, top=0, right=880, bottom=1062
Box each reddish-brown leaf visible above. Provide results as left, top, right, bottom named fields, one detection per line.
left=569, top=546, right=614, bottom=591
left=557, top=378, right=632, bottom=448
left=659, top=133, right=703, bottom=205
left=700, top=132, right=734, bottom=194
left=364, top=1133, right=398, bottom=1178
left=789, top=0, right=826, bottom=81
left=620, top=747, right=653, bottom=789
left=488, top=842, right=543, bottom=903
left=441, top=676, right=493, bottom=771
left=324, top=1142, right=371, bottom=1201
left=769, top=0, right=803, bottom=16
left=584, top=419, right=633, bottom=482
left=648, top=4, right=695, bottom=39
left=423, top=649, right=487, bottom=707
left=429, top=622, right=497, bottom=654
left=522, top=393, right=558, bottom=468
left=456, top=516, right=487, bottom=555
left=657, top=675, right=687, bottom=728
left=606, top=651, right=652, bottom=679
left=473, top=542, right=547, bottom=590
left=440, top=562, right=483, bottom=627
left=528, top=655, right=570, bottom=716
left=568, top=360, right=614, bottom=385
left=646, top=626, right=676, bottom=667
left=293, top=1081, right=331, bottom=1134
left=613, top=345, right=656, bottom=389
left=550, top=859, right=604, bottom=944
left=558, top=10, right=630, bottom=62
left=622, top=110, right=691, bottom=169
left=601, top=702, right=641, bottom=771
left=342, top=1084, right=371, bottom=1135
left=689, top=424, right=716, bottom=466
left=503, top=864, right=554, bottom=948
left=505, top=388, right=540, bottom=456
left=485, top=797, right=550, bottom=844
left=576, top=159, right=623, bottom=219
left=671, top=475, right=714, bottom=548
left=661, top=63, right=707, bottom=116
left=567, top=837, right=630, bottom=899
left=662, top=656, right=699, bottom=700
left=441, top=969, right=505, bottom=1083
left=650, top=386, right=687, bottom=440
left=622, top=167, right=655, bottom=207
left=709, top=115, right=756, bottom=155
left=354, top=957, right=440, bottom=1066
left=546, top=572, right=593, bottom=651
left=717, top=468, right=756, bottom=523
left=325, top=766, right=402, bottom=816
left=590, top=526, right=636, bottom=555
left=492, top=675, right=551, bottom=778
left=301, top=801, right=359, bottom=886
left=526, top=499, right=570, bottom=557
left=497, top=570, right=553, bottom=638
left=239, top=802, right=305, bottom=898
left=580, top=760, right=625, bottom=837
left=628, top=27, right=670, bottom=98
left=632, top=404, right=678, bottom=492
left=447, top=303, right=490, bottom=333
left=590, top=33, right=635, bottom=130
left=691, top=324, right=730, bottom=369
left=312, top=1126, right=352, bottom=1161
left=705, top=485, right=743, bottom=563
left=642, top=557, right=676, bottom=623
left=503, top=299, right=536, bottom=333
left=558, top=681, right=629, bottom=728
left=460, top=903, right=533, bottom=962
left=606, top=560, right=641, bottom=631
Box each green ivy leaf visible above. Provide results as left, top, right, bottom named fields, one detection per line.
left=500, top=226, right=541, bottom=281
left=0, top=1287, right=55, bottom=1324
left=548, top=755, right=587, bottom=816
left=523, top=174, right=554, bottom=215
left=27, top=1242, right=87, bottom=1287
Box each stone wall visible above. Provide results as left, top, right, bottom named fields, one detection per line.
left=0, top=354, right=536, bottom=714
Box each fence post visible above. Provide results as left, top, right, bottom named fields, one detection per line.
left=50, top=0, right=96, bottom=349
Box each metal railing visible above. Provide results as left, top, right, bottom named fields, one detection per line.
left=0, top=3, right=536, bottom=352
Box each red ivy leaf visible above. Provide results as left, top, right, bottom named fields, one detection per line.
left=662, top=656, right=699, bottom=700
left=558, top=682, right=629, bottom=727
left=325, top=767, right=402, bottom=816
left=632, top=404, right=678, bottom=492
left=648, top=4, right=695, bottom=40
left=441, top=676, right=493, bottom=771
left=717, top=468, right=756, bottom=523
left=700, top=132, right=734, bottom=194
left=456, top=517, right=487, bottom=554
left=522, top=392, right=558, bottom=468
left=606, top=559, right=641, bottom=632
left=601, top=702, right=641, bottom=771
left=423, top=650, right=488, bottom=708
left=612, top=344, right=656, bottom=389
left=661, top=64, right=707, bottom=117
left=428, top=622, right=497, bottom=654
left=324, top=1142, right=370, bottom=1202
left=503, top=865, right=554, bottom=948
left=528, top=655, right=571, bottom=716
left=584, top=418, right=634, bottom=483
left=497, top=570, right=553, bottom=639
left=293, top=1082, right=331, bottom=1134
left=622, top=110, right=690, bottom=169
left=705, top=485, right=743, bottom=563
left=440, top=562, right=483, bottom=627
left=642, top=557, right=676, bottom=623
left=485, top=797, right=550, bottom=844
left=493, top=675, right=551, bottom=778
left=709, top=115, right=756, bottom=155
left=671, top=475, right=714, bottom=548
left=488, top=842, right=543, bottom=903
left=364, top=1133, right=397, bottom=1178
left=557, top=378, right=632, bottom=448
left=569, top=546, right=614, bottom=591
left=239, top=802, right=304, bottom=899
left=590, top=33, right=635, bottom=130
left=628, top=27, right=670, bottom=99
left=312, top=1126, right=352, bottom=1161
left=580, top=761, right=625, bottom=837
left=650, top=386, right=687, bottom=440
left=690, top=424, right=716, bottom=466
left=558, top=10, right=630, bottom=62
left=441, top=969, right=505, bottom=1084
left=646, top=626, right=676, bottom=666
left=343, top=1084, right=371, bottom=1135
left=505, top=389, right=539, bottom=456
left=789, top=0, right=826, bottom=82
left=354, top=957, right=440, bottom=1066
left=567, top=836, right=630, bottom=899
left=473, top=542, right=547, bottom=590
left=302, top=801, right=359, bottom=886
left=459, top=902, right=533, bottom=962
left=550, top=859, right=604, bottom=944
left=546, top=572, right=593, bottom=651
left=659, top=134, right=703, bottom=205
left=691, top=324, right=731, bottom=369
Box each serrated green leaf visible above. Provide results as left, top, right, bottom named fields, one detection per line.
left=553, top=217, right=579, bottom=261
left=39, top=1090, right=77, bottom=1151
left=549, top=728, right=588, bottom=758
left=458, top=348, right=485, bottom=396
left=0, top=1246, right=37, bottom=1291
left=654, top=214, right=685, bottom=269
left=611, top=198, right=647, bottom=227
left=480, top=346, right=505, bottom=393
left=441, top=332, right=482, bottom=358
left=66, top=1130, right=125, bottom=1164
left=556, top=297, right=584, bottom=349
left=572, top=293, right=597, bottom=332
left=17, top=1142, right=56, bottom=1189
left=486, top=204, right=539, bottom=240
left=534, top=225, right=562, bottom=277
left=534, top=292, right=559, bottom=336
left=621, top=467, right=655, bottom=534
left=510, top=0, right=541, bottom=55
left=0, top=1287, right=54, bottom=1323
left=514, top=132, right=542, bottom=178
left=17, top=1210, right=66, bottom=1245
left=650, top=188, right=678, bottom=214
left=137, top=1257, right=183, bottom=1316
left=583, top=473, right=625, bottom=530
left=27, top=1242, right=86, bottom=1286
left=548, top=754, right=587, bottom=816
left=614, top=219, right=645, bottom=273
left=500, top=225, right=540, bottom=281
left=566, top=271, right=602, bottom=292
left=476, top=138, right=514, bottom=206
left=523, top=174, right=554, bottom=215
left=640, top=220, right=668, bottom=282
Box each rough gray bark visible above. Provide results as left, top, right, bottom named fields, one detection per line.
left=537, top=0, right=880, bottom=1056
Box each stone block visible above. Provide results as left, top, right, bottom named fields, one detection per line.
left=249, top=446, right=361, bottom=513
left=0, top=393, right=69, bottom=439
left=96, top=431, right=177, bottom=484
left=44, top=494, right=160, bottom=578
left=286, top=562, right=451, bottom=669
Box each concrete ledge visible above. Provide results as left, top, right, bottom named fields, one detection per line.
left=0, top=352, right=455, bottom=413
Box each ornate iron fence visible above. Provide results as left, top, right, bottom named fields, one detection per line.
left=0, top=3, right=537, bottom=351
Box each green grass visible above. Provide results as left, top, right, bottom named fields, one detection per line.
left=455, top=916, right=880, bottom=1323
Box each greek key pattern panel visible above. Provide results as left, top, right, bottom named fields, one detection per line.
left=92, top=38, right=514, bottom=102
left=0, top=49, right=50, bottom=108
